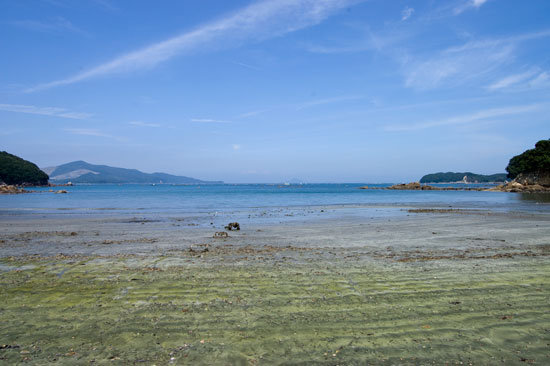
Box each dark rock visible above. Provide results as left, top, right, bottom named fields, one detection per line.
left=225, top=222, right=240, bottom=231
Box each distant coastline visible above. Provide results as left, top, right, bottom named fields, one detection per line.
left=419, top=172, right=507, bottom=184
left=43, top=160, right=223, bottom=185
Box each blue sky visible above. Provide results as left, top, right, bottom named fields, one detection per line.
left=1, top=0, right=549, bottom=183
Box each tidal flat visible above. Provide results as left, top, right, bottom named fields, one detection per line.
left=1, top=208, right=550, bottom=365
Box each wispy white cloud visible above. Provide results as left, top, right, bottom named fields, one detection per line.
left=472, top=0, right=489, bottom=7
left=306, top=26, right=409, bottom=54
left=454, top=0, right=489, bottom=15
left=387, top=104, right=541, bottom=131
left=233, top=61, right=260, bottom=71
left=487, top=70, right=550, bottom=91
left=404, top=38, right=514, bottom=90
left=129, top=121, right=161, bottom=127
left=296, top=95, right=364, bottom=110
left=191, top=118, right=230, bottom=124
left=402, top=30, right=550, bottom=90
left=239, top=109, right=270, bottom=118
left=27, top=0, right=362, bottom=92
left=486, top=70, right=538, bottom=90
left=401, top=7, right=414, bottom=21
left=529, top=71, right=550, bottom=87
left=232, top=144, right=242, bottom=150
left=64, top=128, right=116, bottom=138
left=10, top=17, right=86, bottom=35
left=0, top=103, right=92, bottom=119
left=92, top=0, right=118, bottom=12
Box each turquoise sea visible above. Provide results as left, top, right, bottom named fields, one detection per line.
left=1, top=184, right=549, bottom=225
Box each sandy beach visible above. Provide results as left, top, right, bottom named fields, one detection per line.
left=1, top=205, right=549, bottom=365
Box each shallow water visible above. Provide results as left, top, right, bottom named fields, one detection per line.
left=1, top=184, right=548, bottom=224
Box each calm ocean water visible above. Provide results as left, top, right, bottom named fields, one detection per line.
left=1, top=184, right=549, bottom=223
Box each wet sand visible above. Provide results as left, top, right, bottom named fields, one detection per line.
left=1, top=207, right=550, bottom=365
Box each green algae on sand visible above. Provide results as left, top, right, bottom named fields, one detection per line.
left=1, top=255, right=549, bottom=365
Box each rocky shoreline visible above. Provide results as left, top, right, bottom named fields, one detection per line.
left=360, top=180, right=550, bottom=193
left=0, top=184, right=29, bottom=194
left=359, top=182, right=485, bottom=191
left=485, top=181, right=550, bottom=193
left=0, top=184, right=71, bottom=195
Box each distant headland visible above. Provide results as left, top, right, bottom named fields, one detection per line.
left=419, top=172, right=507, bottom=184
left=361, top=139, right=550, bottom=193
left=43, top=161, right=223, bottom=184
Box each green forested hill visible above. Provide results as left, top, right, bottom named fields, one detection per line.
left=0, top=151, right=49, bottom=186
left=506, top=139, right=550, bottom=178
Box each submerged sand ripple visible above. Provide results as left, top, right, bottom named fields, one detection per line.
left=1, top=208, right=550, bottom=365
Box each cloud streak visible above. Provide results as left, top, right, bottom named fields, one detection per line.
left=191, top=118, right=230, bottom=124
left=296, top=95, right=364, bottom=110
left=403, top=30, right=550, bottom=90
left=27, top=0, right=361, bottom=92
left=0, top=103, right=92, bottom=119
left=401, top=7, right=414, bottom=21
left=387, top=104, right=542, bottom=131
left=487, top=70, right=538, bottom=90
left=404, top=39, right=514, bottom=90
left=129, top=121, right=161, bottom=127
left=10, top=16, right=86, bottom=35
left=454, top=0, right=489, bottom=15
left=64, top=128, right=116, bottom=139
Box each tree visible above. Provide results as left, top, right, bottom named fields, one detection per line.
left=506, top=139, right=550, bottom=179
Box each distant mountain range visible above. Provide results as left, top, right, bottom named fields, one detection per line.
left=420, top=172, right=507, bottom=184
left=43, top=161, right=223, bottom=184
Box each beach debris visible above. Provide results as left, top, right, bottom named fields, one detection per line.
left=0, top=344, right=20, bottom=349
left=225, top=222, right=240, bottom=231
left=214, top=231, right=229, bottom=238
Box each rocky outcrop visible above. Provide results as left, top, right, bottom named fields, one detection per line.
left=359, top=182, right=483, bottom=191
left=387, top=182, right=438, bottom=190
left=485, top=171, right=550, bottom=193
left=359, top=183, right=429, bottom=190
left=513, top=173, right=550, bottom=187
left=0, top=184, right=28, bottom=194
left=360, top=180, right=550, bottom=193
left=485, top=181, right=550, bottom=193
